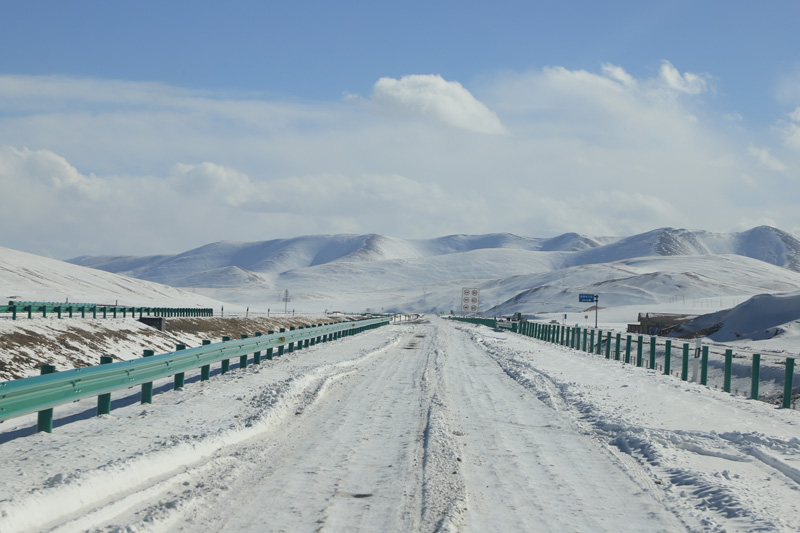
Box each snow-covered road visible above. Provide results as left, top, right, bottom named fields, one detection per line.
left=1, top=317, right=799, bottom=532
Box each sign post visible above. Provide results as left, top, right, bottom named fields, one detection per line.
left=579, top=293, right=599, bottom=328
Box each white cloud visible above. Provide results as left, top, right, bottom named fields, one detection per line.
left=658, top=60, right=709, bottom=95
left=0, top=64, right=797, bottom=259
left=785, top=123, right=800, bottom=151
left=0, top=146, right=108, bottom=202
left=169, top=162, right=254, bottom=207
left=601, top=63, right=636, bottom=87
left=784, top=108, right=800, bottom=151
left=370, top=74, right=507, bottom=135
left=748, top=146, right=789, bottom=172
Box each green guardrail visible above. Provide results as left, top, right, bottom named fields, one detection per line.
left=0, top=316, right=391, bottom=432
left=0, top=301, right=213, bottom=319
left=448, top=318, right=798, bottom=410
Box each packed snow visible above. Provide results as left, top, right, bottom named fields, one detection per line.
left=1, top=318, right=799, bottom=532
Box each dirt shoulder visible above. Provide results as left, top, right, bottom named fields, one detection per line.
left=0, top=315, right=357, bottom=381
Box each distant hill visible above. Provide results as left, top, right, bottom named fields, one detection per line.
left=668, top=292, right=800, bottom=342
left=67, top=226, right=800, bottom=290
left=67, top=232, right=590, bottom=286
left=564, top=226, right=800, bottom=270
left=484, top=254, right=800, bottom=315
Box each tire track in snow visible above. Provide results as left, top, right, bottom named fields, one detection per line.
left=456, top=322, right=800, bottom=532
left=437, top=320, right=686, bottom=532
left=0, top=328, right=408, bottom=533
left=159, top=321, right=466, bottom=533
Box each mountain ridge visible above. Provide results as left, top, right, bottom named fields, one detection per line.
left=66, top=226, right=800, bottom=289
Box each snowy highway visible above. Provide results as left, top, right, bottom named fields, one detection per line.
left=1, top=317, right=799, bottom=532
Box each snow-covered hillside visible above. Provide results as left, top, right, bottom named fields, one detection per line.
left=0, top=246, right=228, bottom=309
left=670, top=292, right=800, bottom=343
left=67, top=226, right=800, bottom=286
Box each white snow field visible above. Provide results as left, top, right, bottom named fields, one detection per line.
left=1, top=317, right=799, bottom=532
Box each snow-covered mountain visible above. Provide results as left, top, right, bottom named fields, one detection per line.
left=563, top=226, right=800, bottom=269
left=68, top=227, right=800, bottom=288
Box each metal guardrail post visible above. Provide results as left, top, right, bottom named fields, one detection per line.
left=723, top=349, right=732, bottom=392
left=664, top=340, right=672, bottom=375
left=783, top=357, right=795, bottom=409
left=751, top=353, right=760, bottom=400
left=97, top=356, right=113, bottom=415
left=221, top=337, right=231, bottom=372
left=682, top=343, right=690, bottom=381
left=240, top=335, right=249, bottom=368
left=142, top=349, right=155, bottom=403
left=36, top=365, right=57, bottom=433
left=288, top=327, right=295, bottom=352
left=175, top=345, right=187, bottom=388
left=278, top=329, right=285, bottom=356
left=624, top=335, right=631, bottom=364
left=201, top=340, right=212, bottom=380
left=701, top=346, right=709, bottom=385
left=254, top=332, right=262, bottom=364
left=649, top=337, right=656, bottom=369
left=267, top=331, right=274, bottom=359
left=636, top=336, right=643, bottom=367
left=615, top=333, right=621, bottom=360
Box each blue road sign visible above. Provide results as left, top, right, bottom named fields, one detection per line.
left=579, top=293, right=596, bottom=303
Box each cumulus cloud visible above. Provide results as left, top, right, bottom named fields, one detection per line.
left=0, top=145, right=108, bottom=201
left=169, top=162, right=254, bottom=207
left=371, top=74, right=507, bottom=135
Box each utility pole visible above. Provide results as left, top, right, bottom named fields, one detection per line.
left=594, top=294, right=599, bottom=328
left=282, top=290, right=291, bottom=314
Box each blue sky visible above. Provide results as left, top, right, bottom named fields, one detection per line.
left=1, top=1, right=799, bottom=258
